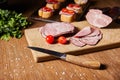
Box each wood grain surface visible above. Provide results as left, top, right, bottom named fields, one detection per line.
left=25, top=21, right=120, bottom=62
left=1, top=0, right=120, bottom=80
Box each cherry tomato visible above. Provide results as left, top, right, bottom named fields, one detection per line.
left=58, top=36, right=67, bottom=44
left=46, top=35, right=54, bottom=44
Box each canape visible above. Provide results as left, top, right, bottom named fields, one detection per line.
left=59, top=8, right=76, bottom=22
left=38, top=7, right=54, bottom=18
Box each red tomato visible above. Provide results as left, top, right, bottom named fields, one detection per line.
left=58, top=36, right=67, bottom=44
left=61, top=8, right=75, bottom=15
left=46, top=35, right=54, bottom=44
left=43, top=7, right=52, bottom=12
left=62, top=8, right=68, bottom=12
left=67, top=10, right=75, bottom=14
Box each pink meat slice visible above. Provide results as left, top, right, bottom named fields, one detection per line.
left=74, top=26, right=92, bottom=37
left=39, top=22, right=75, bottom=38
left=87, top=27, right=101, bottom=37
left=89, top=9, right=103, bottom=14
left=86, top=9, right=112, bottom=28
left=80, top=33, right=102, bottom=45
left=70, top=26, right=103, bottom=47
left=70, top=37, right=86, bottom=47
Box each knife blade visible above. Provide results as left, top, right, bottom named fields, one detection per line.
left=28, top=46, right=101, bottom=69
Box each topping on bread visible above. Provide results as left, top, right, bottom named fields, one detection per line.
left=66, top=3, right=83, bottom=13
left=59, top=8, right=76, bottom=22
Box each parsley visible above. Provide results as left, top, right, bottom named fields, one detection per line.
left=0, top=9, right=31, bottom=41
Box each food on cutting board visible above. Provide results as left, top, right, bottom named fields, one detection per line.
left=66, top=3, right=83, bottom=14
left=46, top=35, right=55, bottom=44
left=74, top=26, right=92, bottom=37
left=86, top=9, right=113, bottom=28
left=70, top=26, right=102, bottom=47
left=58, top=36, right=67, bottom=44
left=39, top=22, right=75, bottom=38
left=59, top=8, right=76, bottom=22
left=74, top=0, right=88, bottom=5
left=38, top=7, right=54, bottom=18
left=46, top=0, right=60, bottom=10
left=39, top=22, right=103, bottom=47
left=45, top=35, right=68, bottom=44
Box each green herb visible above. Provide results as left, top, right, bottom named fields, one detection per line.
left=0, top=9, right=31, bottom=41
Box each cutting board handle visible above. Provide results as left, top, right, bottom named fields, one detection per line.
left=65, top=54, right=101, bottom=69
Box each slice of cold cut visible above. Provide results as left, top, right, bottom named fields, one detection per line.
left=86, top=9, right=112, bottom=28
left=80, top=33, right=102, bottom=45
left=74, top=26, right=92, bottom=38
left=70, top=37, right=86, bottom=47
left=87, top=27, right=101, bottom=37
left=39, top=22, right=75, bottom=38
left=70, top=26, right=102, bottom=47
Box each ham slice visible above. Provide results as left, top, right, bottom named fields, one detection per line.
left=39, top=22, right=75, bottom=38
left=86, top=9, right=112, bottom=28
left=70, top=26, right=102, bottom=47
left=80, top=33, right=102, bottom=45
left=70, top=37, right=86, bottom=47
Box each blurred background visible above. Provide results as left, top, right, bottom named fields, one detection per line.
left=0, top=0, right=46, bottom=13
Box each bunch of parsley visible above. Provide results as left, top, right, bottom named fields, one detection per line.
left=0, top=9, right=31, bottom=41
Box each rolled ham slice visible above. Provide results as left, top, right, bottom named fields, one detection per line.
left=39, top=22, right=75, bottom=38
left=86, top=9, right=112, bottom=28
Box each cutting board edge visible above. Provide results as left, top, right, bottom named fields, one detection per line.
left=29, top=42, right=120, bottom=62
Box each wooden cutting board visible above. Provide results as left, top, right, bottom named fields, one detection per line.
left=25, top=21, right=120, bottom=62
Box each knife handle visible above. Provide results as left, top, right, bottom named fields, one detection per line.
left=65, top=54, right=101, bottom=69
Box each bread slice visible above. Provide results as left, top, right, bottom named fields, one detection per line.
left=60, top=14, right=76, bottom=22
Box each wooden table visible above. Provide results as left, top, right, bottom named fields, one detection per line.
left=0, top=0, right=120, bottom=80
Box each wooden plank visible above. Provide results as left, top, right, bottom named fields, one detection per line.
left=25, top=21, right=120, bottom=62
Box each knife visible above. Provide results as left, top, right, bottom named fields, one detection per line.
left=28, top=46, right=101, bottom=69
